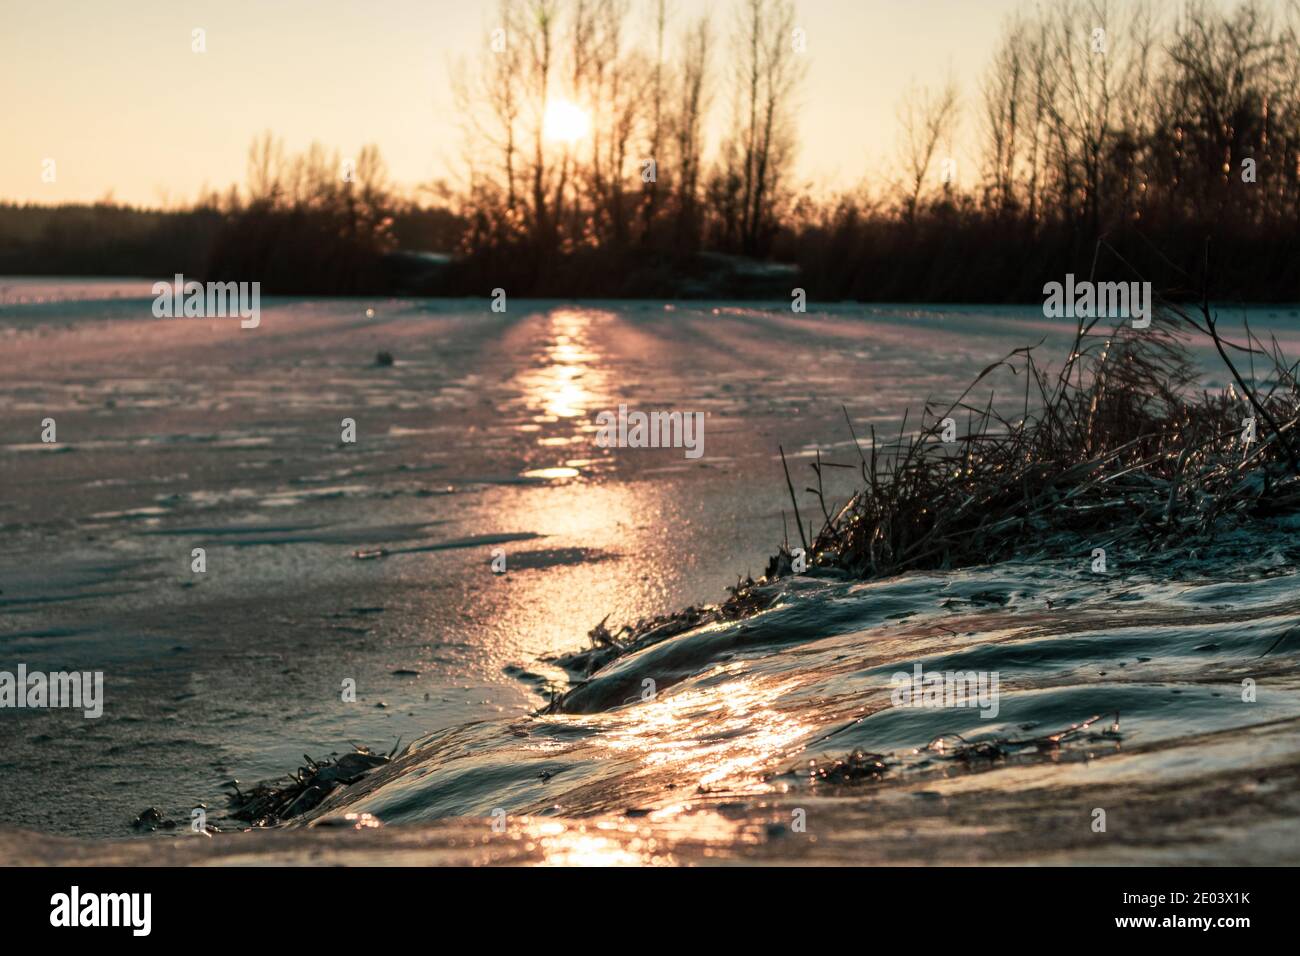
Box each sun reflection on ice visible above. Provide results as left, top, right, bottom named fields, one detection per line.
left=526, top=813, right=749, bottom=866
left=517, top=308, right=606, bottom=422
left=537, top=829, right=648, bottom=867
left=600, top=674, right=813, bottom=792
left=490, top=305, right=698, bottom=665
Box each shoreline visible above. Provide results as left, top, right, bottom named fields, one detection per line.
left=9, top=710, right=1300, bottom=866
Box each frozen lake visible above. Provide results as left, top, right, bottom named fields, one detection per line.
left=3, top=279, right=1300, bottom=852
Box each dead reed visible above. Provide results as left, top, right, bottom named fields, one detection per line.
left=787, top=299, right=1300, bottom=580
left=547, top=294, right=1300, bottom=701
left=223, top=745, right=394, bottom=826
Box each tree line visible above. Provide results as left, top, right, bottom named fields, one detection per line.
left=452, top=0, right=1300, bottom=299
left=811, top=0, right=1300, bottom=301
left=3, top=0, right=1298, bottom=300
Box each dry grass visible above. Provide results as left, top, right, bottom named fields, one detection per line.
left=223, top=746, right=394, bottom=826
left=546, top=294, right=1300, bottom=708
left=786, top=299, right=1300, bottom=579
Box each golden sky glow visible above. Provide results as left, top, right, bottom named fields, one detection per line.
left=1, top=0, right=1022, bottom=206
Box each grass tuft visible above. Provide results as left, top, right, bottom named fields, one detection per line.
left=545, top=294, right=1300, bottom=714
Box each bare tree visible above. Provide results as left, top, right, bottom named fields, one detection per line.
left=671, top=15, right=712, bottom=247
left=639, top=0, right=670, bottom=241
left=717, top=0, right=805, bottom=255
left=246, top=131, right=285, bottom=205
left=450, top=0, right=528, bottom=246
left=496, top=0, right=560, bottom=250
left=980, top=17, right=1027, bottom=214
left=897, top=79, right=959, bottom=223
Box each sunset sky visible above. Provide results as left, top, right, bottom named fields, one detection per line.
left=2, top=0, right=1023, bottom=206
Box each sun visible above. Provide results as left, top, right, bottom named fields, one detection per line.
left=543, top=98, right=591, bottom=144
